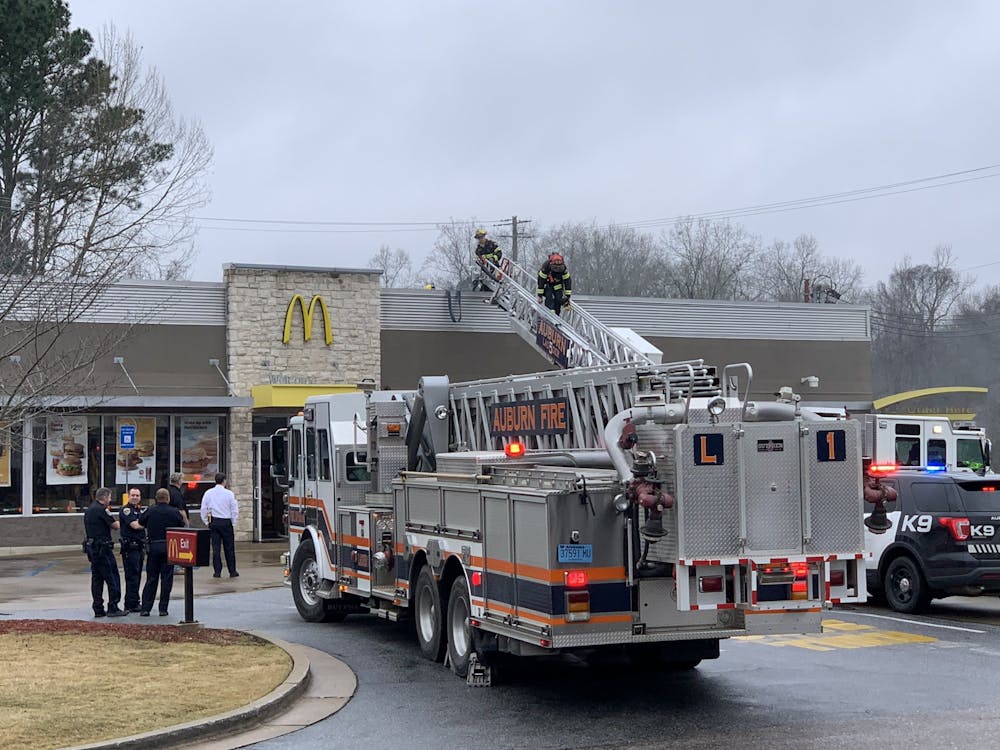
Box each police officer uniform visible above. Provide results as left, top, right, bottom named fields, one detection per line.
left=118, top=502, right=146, bottom=612
left=137, top=500, right=185, bottom=616
left=83, top=501, right=124, bottom=617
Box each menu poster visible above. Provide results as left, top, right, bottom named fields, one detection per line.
left=180, top=416, right=219, bottom=483
left=0, top=426, right=10, bottom=488
left=46, top=416, right=88, bottom=485
left=116, top=417, right=156, bottom=485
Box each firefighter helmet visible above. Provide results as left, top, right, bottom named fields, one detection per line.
left=548, top=252, right=564, bottom=263
left=473, top=228, right=487, bottom=238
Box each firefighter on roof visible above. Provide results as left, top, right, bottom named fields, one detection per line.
left=472, top=228, right=502, bottom=290
left=537, top=252, right=572, bottom=316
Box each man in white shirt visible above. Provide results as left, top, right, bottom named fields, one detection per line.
left=200, top=472, right=240, bottom=578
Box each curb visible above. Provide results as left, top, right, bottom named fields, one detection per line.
left=64, top=632, right=310, bottom=750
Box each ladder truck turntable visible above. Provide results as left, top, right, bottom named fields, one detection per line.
left=272, top=257, right=868, bottom=684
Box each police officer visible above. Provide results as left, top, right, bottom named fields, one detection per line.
left=118, top=488, right=146, bottom=613
left=83, top=487, right=126, bottom=618
left=131, top=487, right=185, bottom=617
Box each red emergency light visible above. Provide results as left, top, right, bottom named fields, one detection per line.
left=504, top=441, right=526, bottom=458
left=868, top=464, right=897, bottom=474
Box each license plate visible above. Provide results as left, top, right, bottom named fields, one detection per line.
left=558, top=544, right=593, bottom=563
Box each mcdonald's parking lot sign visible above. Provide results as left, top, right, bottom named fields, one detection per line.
left=167, top=528, right=211, bottom=567
left=283, top=294, right=333, bottom=345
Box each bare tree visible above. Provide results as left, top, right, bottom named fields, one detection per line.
left=661, top=218, right=761, bottom=300
left=369, top=244, right=418, bottom=288
left=420, top=221, right=480, bottom=289
left=0, top=7, right=212, bottom=425
left=753, top=234, right=864, bottom=302
left=528, top=222, right=667, bottom=297
left=868, top=245, right=972, bottom=394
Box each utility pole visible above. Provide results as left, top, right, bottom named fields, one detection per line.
left=495, top=215, right=532, bottom=263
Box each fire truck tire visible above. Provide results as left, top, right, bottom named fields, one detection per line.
left=414, top=566, right=446, bottom=662
left=446, top=576, right=473, bottom=677
left=884, top=556, right=930, bottom=614
left=291, top=539, right=344, bottom=623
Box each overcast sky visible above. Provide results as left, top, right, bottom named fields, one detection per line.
left=67, top=1, right=1000, bottom=288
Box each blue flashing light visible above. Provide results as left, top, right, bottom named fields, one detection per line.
left=926, top=464, right=946, bottom=472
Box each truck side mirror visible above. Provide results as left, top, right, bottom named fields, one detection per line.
left=271, top=428, right=289, bottom=488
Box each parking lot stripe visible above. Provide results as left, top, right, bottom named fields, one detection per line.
left=846, top=611, right=986, bottom=634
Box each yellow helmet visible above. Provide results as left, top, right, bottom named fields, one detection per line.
left=473, top=228, right=487, bottom=238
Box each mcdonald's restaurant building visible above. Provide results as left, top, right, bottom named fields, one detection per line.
left=0, top=263, right=873, bottom=552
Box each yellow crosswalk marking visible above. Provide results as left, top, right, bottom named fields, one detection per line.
left=737, top=619, right=937, bottom=650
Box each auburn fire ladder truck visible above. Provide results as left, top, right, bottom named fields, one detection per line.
left=274, top=257, right=868, bottom=685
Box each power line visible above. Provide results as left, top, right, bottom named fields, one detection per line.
left=617, top=165, right=1000, bottom=230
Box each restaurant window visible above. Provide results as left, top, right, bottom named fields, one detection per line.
left=103, top=416, right=170, bottom=508
left=173, top=415, right=226, bottom=509
left=31, top=415, right=101, bottom=514
left=0, top=424, right=23, bottom=515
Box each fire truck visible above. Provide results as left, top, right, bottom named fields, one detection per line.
left=272, top=258, right=868, bottom=684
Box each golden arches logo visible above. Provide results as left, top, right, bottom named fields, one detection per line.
left=168, top=537, right=179, bottom=559
left=282, top=295, right=333, bottom=345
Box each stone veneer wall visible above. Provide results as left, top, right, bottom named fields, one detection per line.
left=224, top=266, right=381, bottom=540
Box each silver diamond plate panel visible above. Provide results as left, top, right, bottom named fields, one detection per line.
left=675, top=424, right=742, bottom=558
left=377, top=446, right=407, bottom=493
left=636, top=422, right=679, bottom=561
left=550, top=628, right=746, bottom=648
left=373, top=401, right=407, bottom=418
left=741, top=422, right=803, bottom=554
left=805, top=421, right=865, bottom=554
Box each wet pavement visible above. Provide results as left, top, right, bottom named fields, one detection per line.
left=0, top=541, right=287, bottom=615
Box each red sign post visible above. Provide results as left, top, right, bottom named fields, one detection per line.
left=166, top=528, right=210, bottom=624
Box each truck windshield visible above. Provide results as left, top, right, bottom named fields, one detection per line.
left=957, top=438, right=985, bottom=470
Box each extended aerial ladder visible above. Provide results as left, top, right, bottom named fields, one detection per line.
left=479, top=257, right=662, bottom=369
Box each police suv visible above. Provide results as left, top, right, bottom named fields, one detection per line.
left=865, top=468, right=1000, bottom=613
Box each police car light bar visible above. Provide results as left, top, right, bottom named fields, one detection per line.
left=868, top=464, right=897, bottom=474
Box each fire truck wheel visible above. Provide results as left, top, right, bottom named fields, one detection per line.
left=884, top=556, right=930, bottom=614
left=446, top=576, right=473, bottom=677
left=291, top=539, right=344, bottom=623
left=414, top=566, right=446, bottom=662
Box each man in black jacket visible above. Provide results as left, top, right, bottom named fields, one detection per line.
left=131, top=488, right=185, bottom=617
left=167, top=472, right=189, bottom=525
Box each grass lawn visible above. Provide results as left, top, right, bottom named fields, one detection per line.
left=0, top=619, right=291, bottom=750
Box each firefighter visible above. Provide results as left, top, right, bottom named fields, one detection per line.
left=537, top=252, right=572, bottom=316
left=472, top=228, right=502, bottom=290
left=118, top=488, right=146, bottom=612
left=83, top=487, right=125, bottom=617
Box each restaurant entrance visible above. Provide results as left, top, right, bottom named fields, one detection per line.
left=252, top=439, right=286, bottom=540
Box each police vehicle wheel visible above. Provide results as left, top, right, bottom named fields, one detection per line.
left=446, top=576, right=473, bottom=677
left=414, top=566, right=446, bottom=662
left=884, top=556, right=930, bottom=614
left=291, top=539, right=341, bottom=623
